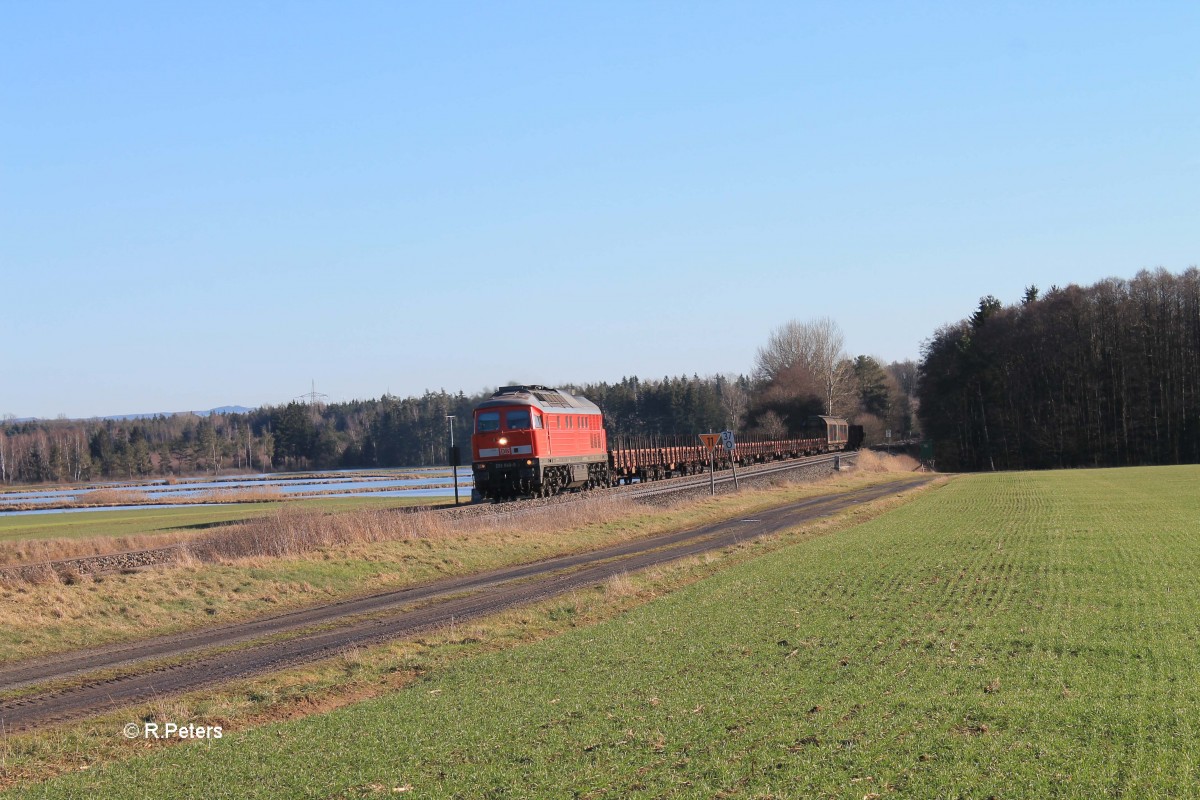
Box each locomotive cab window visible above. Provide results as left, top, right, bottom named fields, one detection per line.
left=532, top=414, right=543, bottom=429
left=506, top=410, right=531, bottom=430
left=477, top=412, right=500, bottom=433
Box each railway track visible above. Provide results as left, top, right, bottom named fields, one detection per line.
left=0, top=466, right=922, bottom=734
left=624, top=451, right=852, bottom=502
left=0, top=451, right=856, bottom=582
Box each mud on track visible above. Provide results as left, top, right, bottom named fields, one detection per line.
left=0, top=476, right=933, bottom=732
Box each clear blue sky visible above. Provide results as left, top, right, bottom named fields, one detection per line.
left=3, top=2, right=1196, bottom=419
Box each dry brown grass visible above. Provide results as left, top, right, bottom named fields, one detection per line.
left=192, top=487, right=284, bottom=503
left=0, top=533, right=190, bottom=570
left=0, top=495, right=640, bottom=579
left=0, top=468, right=909, bottom=587
left=854, top=450, right=922, bottom=473
left=76, top=489, right=153, bottom=505
left=604, top=572, right=636, bottom=599
left=193, top=495, right=644, bottom=564
left=189, top=507, right=399, bottom=561
left=0, top=498, right=657, bottom=658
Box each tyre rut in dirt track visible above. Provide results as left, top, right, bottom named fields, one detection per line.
left=0, top=476, right=933, bottom=732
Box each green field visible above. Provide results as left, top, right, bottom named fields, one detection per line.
left=14, top=466, right=1200, bottom=798
left=0, top=495, right=453, bottom=544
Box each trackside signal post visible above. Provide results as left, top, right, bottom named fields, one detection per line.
left=721, top=430, right=738, bottom=489
left=698, top=433, right=721, bottom=495
left=446, top=415, right=460, bottom=506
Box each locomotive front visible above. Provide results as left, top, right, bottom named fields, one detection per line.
left=471, top=385, right=610, bottom=501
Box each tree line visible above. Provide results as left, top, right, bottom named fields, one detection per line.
left=918, top=268, right=1200, bottom=471
left=0, top=392, right=479, bottom=485
left=1, top=331, right=916, bottom=485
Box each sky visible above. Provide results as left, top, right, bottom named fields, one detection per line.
left=2, top=2, right=1196, bottom=419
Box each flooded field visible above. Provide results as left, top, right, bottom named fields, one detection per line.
left=0, top=468, right=475, bottom=516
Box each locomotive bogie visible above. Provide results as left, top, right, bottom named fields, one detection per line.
left=472, top=456, right=612, bottom=500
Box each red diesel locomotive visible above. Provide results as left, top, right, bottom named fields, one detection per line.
left=471, top=385, right=613, bottom=499
left=471, top=385, right=859, bottom=501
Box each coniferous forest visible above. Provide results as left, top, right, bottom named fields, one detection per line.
left=919, top=268, right=1200, bottom=471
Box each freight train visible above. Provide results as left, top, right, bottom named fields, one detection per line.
left=470, top=385, right=861, bottom=501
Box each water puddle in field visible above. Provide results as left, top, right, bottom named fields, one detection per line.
left=0, top=468, right=474, bottom=516
left=0, top=503, right=236, bottom=517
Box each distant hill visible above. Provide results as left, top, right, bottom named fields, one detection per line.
left=194, top=406, right=256, bottom=417
left=101, top=406, right=257, bottom=421
left=6, top=406, right=258, bottom=423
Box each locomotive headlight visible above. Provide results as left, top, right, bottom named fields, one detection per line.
left=526, top=459, right=533, bottom=465
left=498, top=437, right=508, bottom=445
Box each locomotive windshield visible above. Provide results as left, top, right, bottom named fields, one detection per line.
left=506, top=410, right=531, bottom=430
left=476, top=412, right=500, bottom=433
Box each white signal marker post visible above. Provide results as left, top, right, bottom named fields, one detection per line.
left=699, top=433, right=722, bottom=495
left=721, top=430, right=738, bottom=490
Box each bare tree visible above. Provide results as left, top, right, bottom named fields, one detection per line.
left=755, top=410, right=788, bottom=439
left=719, top=378, right=749, bottom=432
left=887, top=359, right=919, bottom=397
left=828, top=357, right=857, bottom=417
left=754, top=317, right=854, bottom=415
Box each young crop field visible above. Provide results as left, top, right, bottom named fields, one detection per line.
left=10, top=466, right=1200, bottom=798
